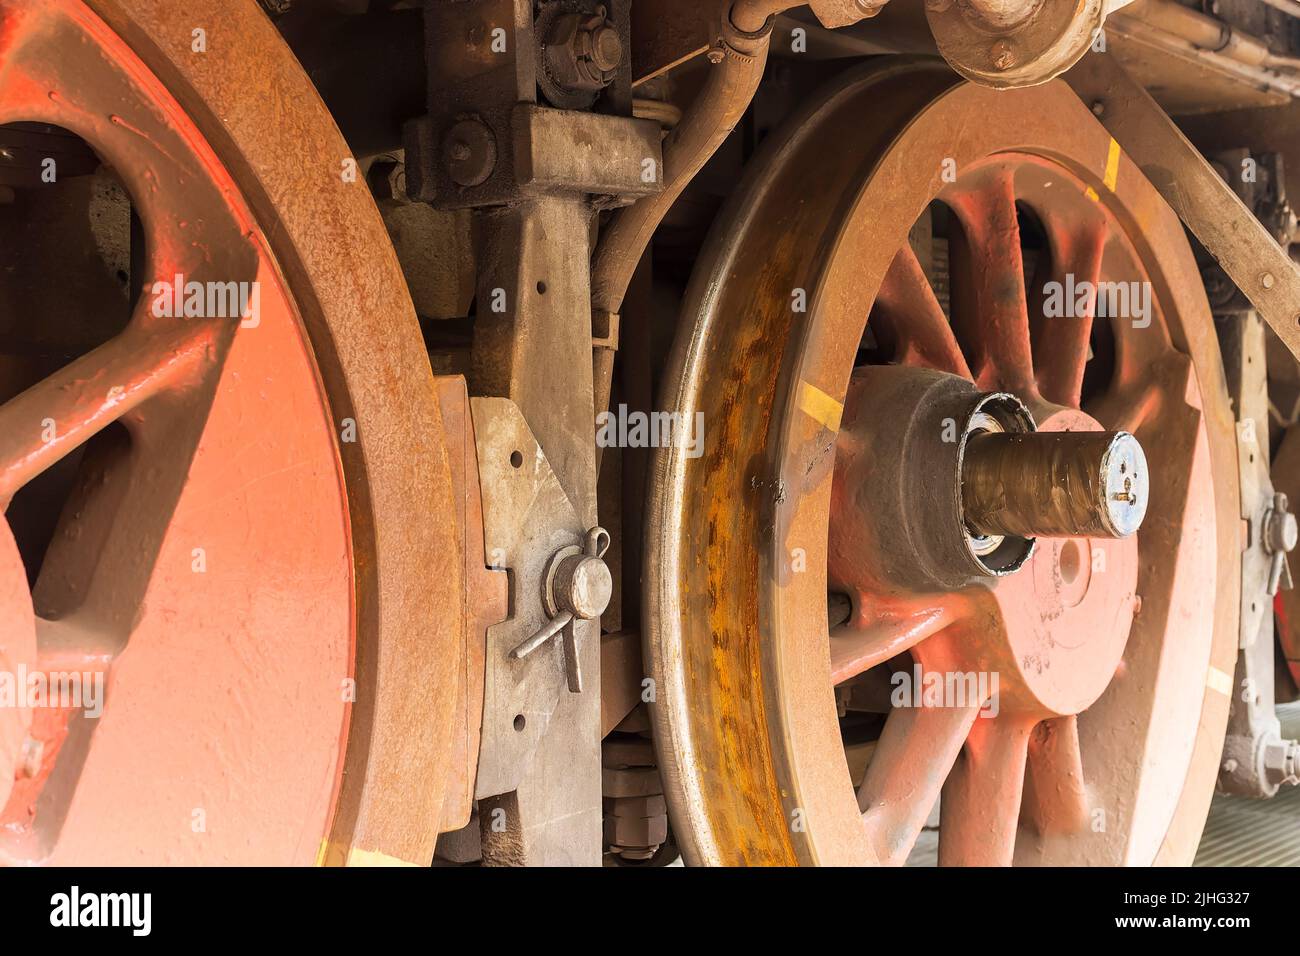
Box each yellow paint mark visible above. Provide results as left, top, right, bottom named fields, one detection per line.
left=1084, top=139, right=1121, bottom=203
left=1207, top=666, right=1233, bottom=697
left=316, top=840, right=419, bottom=867
left=798, top=380, right=843, bottom=432
left=1103, top=137, right=1122, bottom=193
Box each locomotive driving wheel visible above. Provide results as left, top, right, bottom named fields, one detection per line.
left=0, top=0, right=463, bottom=864
left=646, top=60, right=1241, bottom=866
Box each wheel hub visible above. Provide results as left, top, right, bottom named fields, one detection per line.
left=833, top=363, right=1145, bottom=719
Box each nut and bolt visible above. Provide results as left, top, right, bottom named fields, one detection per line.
left=1263, top=492, right=1297, bottom=594
left=588, top=23, right=623, bottom=73
left=544, top=7, right=622, bottom=95
left=990, top=40, right=1017, bottom=71
left=1262, top=738, right=1300, bottom=787
left=442, top=117, right=496, bottom=188
left=553, top=553, right=613, bottom=621
left=510, top=527, right=612, bottom=694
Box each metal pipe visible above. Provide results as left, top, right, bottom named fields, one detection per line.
left=1124, top=0, right=1300, bottom=72
left=1258, top=0, right=1300, bottom=20
left=590, top=2, right=780, bottom=324
left=589, top=1, right=786, bottom=438
left=732, top=0, right=796, bottom=32
left=961, top=431, right=1149, bottom=539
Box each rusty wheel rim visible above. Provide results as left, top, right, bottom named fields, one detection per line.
left=0, top=0, right=462, bottom=864
left=646, top=60, right=1240, bottom=866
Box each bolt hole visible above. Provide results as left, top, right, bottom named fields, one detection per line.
left=510, top=450, right=523, bottom=468
left=536, top=280, right=547, bottom=295
left=1059, top=540, right=1082, bottom=585
left=513, top=714, right=526, bottom=732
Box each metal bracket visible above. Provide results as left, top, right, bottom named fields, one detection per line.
left=1216, top=312, right=1300, bottom=797
left=1065, top=52, right=1300, bottom=363
left=470, top=396, right=595, bottom=800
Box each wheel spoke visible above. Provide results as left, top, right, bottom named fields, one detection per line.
left=872, top=247, right=972, bottom=378
left=859, top=694, right=980, bottom=865
left=946, top=167, right=1036, bottom=395
left=937, top=715, right=1034, bottom=866
left=1021, top=716, right=1090, bottom=836
left=0, top=320, right=223, bottom=501
left=1032, top=216, right=1108, bottom=408
left=830, top=597, right=958, bottom=685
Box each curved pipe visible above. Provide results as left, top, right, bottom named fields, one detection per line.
left=589, top=2, right=780, bottom=322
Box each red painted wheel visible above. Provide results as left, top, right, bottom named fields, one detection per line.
left=0, top=0, right=463, bottom=864
left=646, top=62, right=1240, bottom=866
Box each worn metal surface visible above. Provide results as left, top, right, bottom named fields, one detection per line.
left=646, top=59, right=1239, bottom=866
left=24, top=0, right=469, bottom=865
left=513, top=104, right=662, bottom=199
left=1065, top=52, right=1300, bottom=364
left=471, top=398, right=587, bottom=794
left=926, top=0, right=1105, bottom=88
left=434, top=377, right=508, bottom=832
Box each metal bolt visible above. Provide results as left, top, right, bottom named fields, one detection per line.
left=707, top=46, right=725, bottom=64
left=509, top=527, right=612, bottom=694
left=1262, top=739, right=1299, bottom=786
left=1090, top=100, right=1105, bottom=117
left=553, top=554, right=613, bottom=620
left=442, top=118, right=496, bottom=188
left=990, top=40, right=1017, bottom=71
left=1262, top=271, right=1276, bottom=290
left=1264, top=493, right=1297, bottom=594
left=1265, top=493, right=1299, bottom=554
left=962, top=430, right=1150, bottom=539
left=589, top=24, right=623, bottom=73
